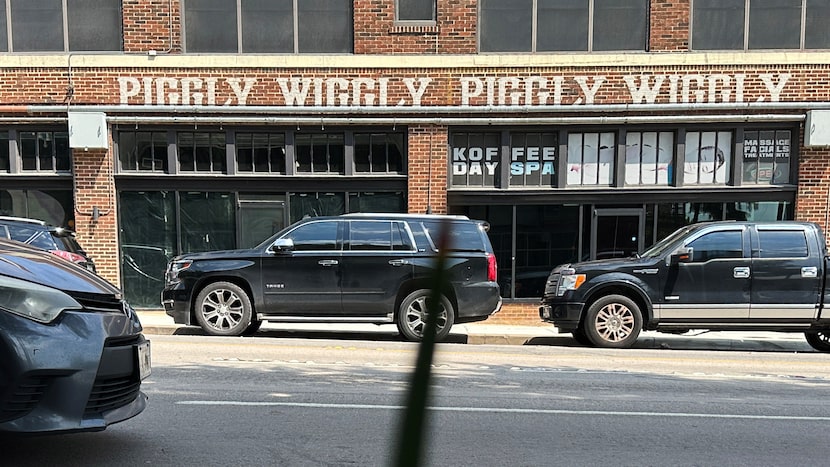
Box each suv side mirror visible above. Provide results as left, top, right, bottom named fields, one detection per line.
left=269, top=238, right=294, bottom=254
left=668, top=246, right=693, bottom=265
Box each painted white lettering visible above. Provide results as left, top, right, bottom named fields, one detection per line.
left=543, top=147, right=555, bottom=160
left=155, top=78, right=178, bottom=105
left=468, top=147, right=484, bottom=161
left=759, top=73, right=790, bottom=102
left=226, top=78, right=256, bottom=106
left=573, top=76, right=605, bottom=105
left=277, top=78, right=312, bottom=106
left=485, top=161, right=499, bottom=175
left=326, top=78, right=351, bottom=106
left=403, top=78, right=431, bottom=107
left=181, top=78, right=203, bottom=105
left=118, top=77, right=141, bottom=104
left=624, top=75, right=665, bottom=104
left=498, top=77, right=522, bottom=106
left=452, top=162, right=467, bottom=175
left=460, top=77, right=483, bottom=106
left=707, top=74, right=731, bottom=103
left=682, top=75, right=706, bottom=103
left=453, top=148, right=467, bottom=161
left=486, top=146, right=498, bottom=160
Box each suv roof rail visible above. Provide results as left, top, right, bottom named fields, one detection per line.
left=341, top=213, right=470, bottom=220
left=0, top=215, right=48, bottom=226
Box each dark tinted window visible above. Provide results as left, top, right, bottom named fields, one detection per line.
left=67, top=0, right=122, bottom=51
left=480, top=0, right=531, bottom=52
left=297, top=0, right=352, bottom=53
left=184, top=0, right=238, bottom=53
left=422, top=221, right=486, bottom=252
left=3, top=224, right=57, bottom=250
left=10, top=0, right=63, bottom=52
left=592, top=0, right=647, bottom=51
left=286, top=221, right=339, bottom=251
left=693, top=0, right=744, bottom=50
left=688, top=230, right=744, bottom=261
left=806, top=0, right=830, bottom=48
left=241, top=0, right=294, bottom=53
left=397, top=0, right=434, bottom=21
left=748, top=0, right=800, bottom=49
left=349, top=221, right=393, bottom=251
left=758, top=230, right=809, bottom=258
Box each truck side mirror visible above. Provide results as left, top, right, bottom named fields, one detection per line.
left=268, top=238, right=295, bottom=254
left=668, top=246, right=693, bottom=265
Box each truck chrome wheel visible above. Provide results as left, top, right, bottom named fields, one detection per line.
left=584, top=294, right=642, bottom=348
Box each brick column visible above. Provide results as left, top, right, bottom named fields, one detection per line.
left=72, top=143, right=120, bottom=286
left=649, top=0, right=690, bottom=52
left=407, top=125, right=448, bottom=214
left=796, top=144, right=830, bottom=246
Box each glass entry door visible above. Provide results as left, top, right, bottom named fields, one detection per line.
left=591, top=208, right=644, bottom=260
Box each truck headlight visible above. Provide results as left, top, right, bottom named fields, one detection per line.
left=557, top=273, right=586, bottom=296
left=0, top=275, right=81, bottom=324
left=165, top=260, right=193, bottom=283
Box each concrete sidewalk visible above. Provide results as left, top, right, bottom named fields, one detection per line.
left=136, top=310, right=818, bottom=352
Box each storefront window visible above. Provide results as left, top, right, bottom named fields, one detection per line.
left=567, top=132, right=615, bottom=186
left=348, top=192, right=405, bottom=213
left=684, top=131, right=731, bottom=185
left=290, top=192, right=346, bottom=222
left=509, top=132, right=557, bottom=188
left=179, top=192, right=236, bottom=253
left=0, top=131, right=8, bottom=172
left=0, top=189, right=73, bottom=226
left=450, top=132, right=501, bottom=188
left=625, top=131, right=674, bottom=186
left=20, top=131, right=70, bottom=172
left=743, top=130, right=791, bottom=184
left=178, top=132, right=227, bottom=173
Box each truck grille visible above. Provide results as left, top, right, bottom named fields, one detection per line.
left=542, top=272, right=560, bottom=300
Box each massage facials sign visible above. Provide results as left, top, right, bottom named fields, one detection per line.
left=117, top=73, right=792, bottom=107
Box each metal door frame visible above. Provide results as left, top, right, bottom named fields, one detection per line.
left=591, top=208, right=645, bottom=260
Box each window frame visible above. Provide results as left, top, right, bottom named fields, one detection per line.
left=395, top=0, right=436, bottom=24
left=1, top=0, right=123, bottom=52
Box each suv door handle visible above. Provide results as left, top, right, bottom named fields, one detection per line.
left=318, top=259, right=339, bottom=267
left=388, top=259, right=409, bottom=267
left=733, top=267, right=750, bottom=278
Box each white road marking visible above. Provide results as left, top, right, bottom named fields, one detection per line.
left=177, top=401, right=830, bottom=421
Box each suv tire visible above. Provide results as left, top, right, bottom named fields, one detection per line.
left=194, top=281, right=254, bottom=336
left=397, top=289, right=454, bottom=342
left=584, top=294, right=642, bottom=348
left=805, top=331, right=830, bottom=352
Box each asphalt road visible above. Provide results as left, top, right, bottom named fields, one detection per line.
left=2, top=335, right=829, bottom=466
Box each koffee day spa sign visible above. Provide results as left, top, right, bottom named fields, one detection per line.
left=117, top=73, right=792, bottom=107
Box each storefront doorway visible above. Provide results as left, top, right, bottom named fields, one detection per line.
left=591, top=208, right=644, bottom=260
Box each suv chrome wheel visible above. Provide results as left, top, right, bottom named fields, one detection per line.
left=194, top=281, right=253, bottom=336
left=397, top=290, right=455, bottom=342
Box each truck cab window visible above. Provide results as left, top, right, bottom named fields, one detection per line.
left=687, top=230, right=743, bottom=261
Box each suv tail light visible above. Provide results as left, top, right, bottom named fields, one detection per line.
left=49, top=249, right=86, bottom=265
left=486, top=253, right=497, bottom=282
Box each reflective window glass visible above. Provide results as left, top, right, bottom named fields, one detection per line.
left=285, top=221, right=339, bottom=251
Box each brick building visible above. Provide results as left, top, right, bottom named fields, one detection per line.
left=1, top=0, right=829, bottom=324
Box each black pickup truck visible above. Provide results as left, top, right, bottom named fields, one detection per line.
left=539, top=221, right=830, bottom=352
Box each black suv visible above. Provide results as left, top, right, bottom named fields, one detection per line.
left=162, top=213, right=502, bottom=341
left=0, top=216, right=96, bottom=272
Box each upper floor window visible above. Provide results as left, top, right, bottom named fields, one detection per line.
left=20, top=131, right=71, bottom=172
left=742, top=130, right=792, bottom=184
left=178, top=131, right=226, bottom=173
left=567, top=132, right=615, bottom=186
left=236, top=133, right=286, bottom=174
left=625, top=131, right=674, bottom=186
left=118, top=131, right=168, bottom=172
left=295, top=134, right=345, bottom=174
left=396, top=0, right=435, bottom=22
left=354, top=133, right=405, bottom=174
left=450, top=132, right=501, bottom=188
left=684, top=131, right=731, bottom=185
left=479, top=0, right=648, bottom=52
left=692, top=0, right=830, bottom=50
left=183, top=0, right=353, bottom=53
left=0, top=0, right=122, bottom=52
left=509, top=132, right=557, bottom=188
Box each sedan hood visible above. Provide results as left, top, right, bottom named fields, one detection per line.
left=0, top=239, right=121, bottom=296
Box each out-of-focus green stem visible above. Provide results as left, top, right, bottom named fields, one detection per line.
left=392, top=220, right=450, bottom=467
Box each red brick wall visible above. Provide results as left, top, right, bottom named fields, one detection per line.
left=72, top=145, right=120, bottom=286
left=122, top=0, right=181, bottom=53
left=354, top=0, right=477, bottom=54
left=408, top=126, right=448, bottom=214
left=650, top=0, right=690, bottom=52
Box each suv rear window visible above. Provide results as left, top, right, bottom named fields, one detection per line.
left=422, top=221, right=486, bottom=252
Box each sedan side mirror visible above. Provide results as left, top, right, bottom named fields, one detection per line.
left=668, top=246, right=693, bottom=266
left=268, top=238, right=294, bottom=254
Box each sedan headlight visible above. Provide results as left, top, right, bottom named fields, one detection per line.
left=0, top=275, right=81, bottom=324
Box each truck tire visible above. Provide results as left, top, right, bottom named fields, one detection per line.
left=571, top=327, right=592, bottom=346
left=584, top=294, right=642, bottom=348
left=805, top=332, right=830, bottom=352
left=194, top=281, right=253, bottom=336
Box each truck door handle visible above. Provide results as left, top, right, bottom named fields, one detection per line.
left=802, top=266, right=818, bottom=278
left=318, top=259, right=339, bottom=267
left=733, top=267, right=750, bottom=278
left=388, top=259, right=409, bottom=267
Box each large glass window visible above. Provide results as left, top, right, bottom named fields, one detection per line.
left=693, top=0, right=830, bottom=50
left=354, top=133, right=405, bottom=174
left=0, top=189, right=74, bottom=226
left=6, top=0, right=121, bottom=52
left=683, top=131, right=731, bottom=185
left=625, top=132, right=674, bottom=186
left=567, top=132, right=615, bottom=186
left=480, top=0, right=647, bottom=52
left=743, top=130, right=791, bottom=184
left=184, top=0, right=352, bottom=53
left=757, top=229, right=809, bottom=258
left=284, top=221, right=339, bottom=251
left=179, top=192, right=235, bottom=253
left=118, top=131, right=168, bottom=172
left=20, top=131, right=71, bottom=172
left=687, top=230, right=744, bottom=261
left=348, top=192, right=406, bottom=213
left=290, top=192, right=346, bottom=222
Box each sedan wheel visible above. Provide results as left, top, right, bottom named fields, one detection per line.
left=194, top=281, right=253, bottom=336
left=805, top=331, right=830, bottom=352
left=397, top=289, right=454, bottom=342
left=584, top=294, right=642, bottom=348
